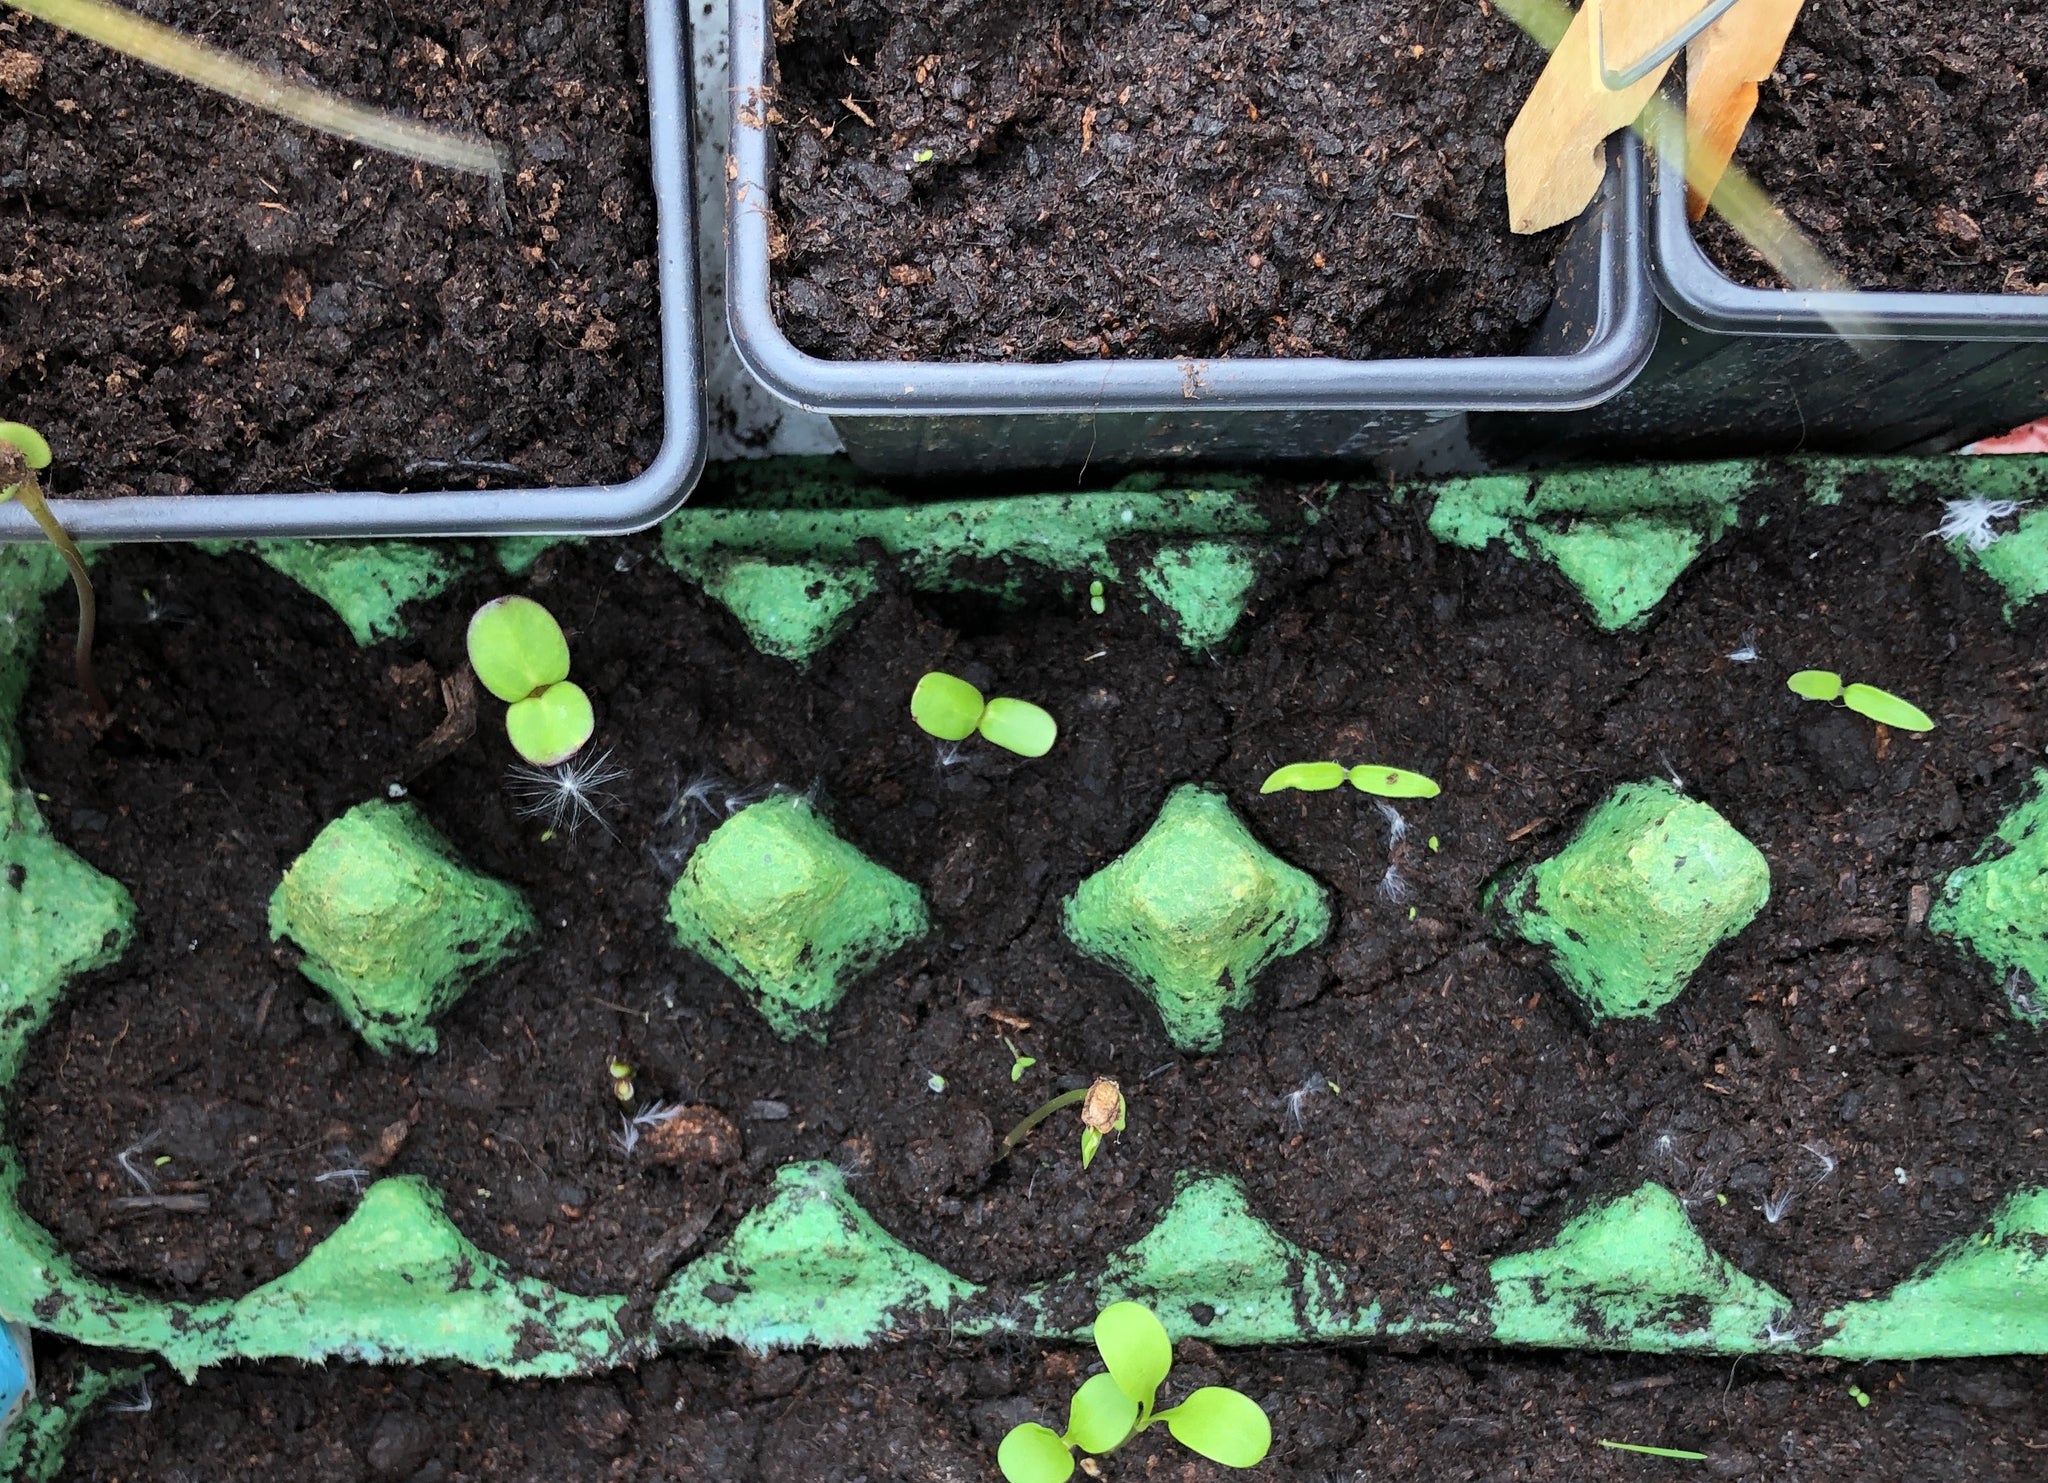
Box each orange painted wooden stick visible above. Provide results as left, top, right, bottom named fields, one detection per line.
left=1685, top=0, right=1806, bottom=220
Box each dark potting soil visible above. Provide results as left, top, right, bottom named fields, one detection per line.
left=10, top=484, right=2047, bottom=1330
left=44, top=1337, right=2048, bottom=1482
left=1697, top=0, right=2048, bottom=295
left=0, top=0, right=662, bottom=498
left=768, top=0, right=1566, bottom=362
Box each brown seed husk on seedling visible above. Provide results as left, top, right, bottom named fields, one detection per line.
left=1081, top=1077, right=1124, bottom=1134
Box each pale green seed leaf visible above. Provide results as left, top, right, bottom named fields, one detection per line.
left=980, top=697, right=1058, bottom=757
left=1348, top=765, right=1441, bottom=798
left=0, top=421, right=53, bottom=470
left=1065, top=1373, right=1139, bottom=1454
left=1079, top=1126, right=1101, bottom=1169
left=1157, top=1387, right=1272, bottom=1468
left=506, top=681, right=593, bottom=766
left=1787, top=669, right=1843, bottom=702
left=997, top=1423, right=1075, bottom=1483
left=468, top=596, right=572, bottom=703
left=1259, top=761, right=1346, bottom=794
left=910, top=671, right=985, bottom=741
left=1842, top=684, right=1933, bottom=733
left=1094, top=1302, right=1172, bottom=1409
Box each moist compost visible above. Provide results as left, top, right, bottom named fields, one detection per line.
left=768, top=0, right=1566, bottom=362
left=1697, top=0, right=2048, bottom=295
left=43, top=1337, right=2048, bottom=1482
left=0, top=0, right=662, bottom=498
left=11, top=482, right=2046, bottom=1337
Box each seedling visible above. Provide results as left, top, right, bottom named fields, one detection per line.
left=1847, top=1383, right=1871, bottom=1409
left=1004, top=1036, right=1038, bottom=1082
left=910, top=671, right=1058, bottom=758
left=1260, top=762, right=1441, bottom=798
left=1, top=422, right=105, bottom=714
left=1786, top=671, right=1934, bottom=732
left=1089, top=580, right=1106, bottom=615
left=608, top=1058, right=635, bottom=1103
left=999, top=1076, right=1125, bottom=1169
left=467, top=597, right=594, bottom=765
left=1597, top=1441, right=1707, bottom=1461
left=998, top=1301, right=1272, bottom=1482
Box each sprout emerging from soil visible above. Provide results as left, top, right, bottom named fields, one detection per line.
left=999, top=1076, right=1126, bottom=1170
left=507, top=747, right=628, bottom=836
left=1262, top=762, right=1441, bottom=799
left=114, top=1134, right=159, bottom=1193
left=467, top=596, right=595, bottom=765
left=1, top=422, right=105, bottom=715
left=911, top=671, right=1058, bottom=758
left=1786, top=671, right=1934, bottom=732
left=998, top=1301, right=1272, bottom=1482
left=1929, top=497, right=2027, bottom=552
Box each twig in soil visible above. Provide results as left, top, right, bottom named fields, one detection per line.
left=1605, top=1375, right=1676, bottom=1398
left=110, top=1194, right=210, bottom=1213
left=314, top=1168, right=371, bottom=1192
left=114, top=1132, right=160, bottom=1193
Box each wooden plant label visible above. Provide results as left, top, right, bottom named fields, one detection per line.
left=1685, top=0, right=1806, bottom=219
left=1597, top=0, right=1740, bottom=85
left=1505, top=0, right=1681, bottom=234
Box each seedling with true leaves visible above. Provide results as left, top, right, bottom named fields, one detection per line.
left=1786, top=671, right=1934, bottom=733
left=1000, top=1076, right=1125, bottom=1169
left=912, top=671, right=1058, bottom=758
left=467, top=597, right=595, bottom=765
left=998, top=1301, right=1273, bottom=1482
left=1261, top=762, right=1441, bottom=798
left=1, top=421, right=105, bottom=715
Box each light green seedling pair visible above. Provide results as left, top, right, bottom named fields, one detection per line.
left=466, top=597, right=593, bottom=765
left=911, top=670, right=1058, bottom=758
left=1787, top=671, right=1934, bottom=732
left=999, top=1301, right=1271, bottom=1482
left=1261, top=761, right=1441, bottom=798
left=1, top=420, right=104, bottom=714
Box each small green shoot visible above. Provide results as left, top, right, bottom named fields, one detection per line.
left=911, top=671, right=1059, bottom=758
left=1847, top=1383, right=1871, bottom=1409
left=467, top=597, right=593, bottom=765
left=914, top=147, right=935, bottom=163
left=998, top=1302, right=1273, bottom=1481
left=1004, top=1036, right=1038, bottom=1082
left=927, top=1072, right=947, bottom=1093
left=1841, top=684, right=1933, bottom=732
left=1348, top=765, right=1441, bottom=798
left=1787, top=670, right=1843, bottom=702
left=1261, top=760, right=1441, bottom=798
left=1787, top=671, right=1934, bottom=732
left=1089, top=579, right=1106, bottom=615
left=608, top=1058, right=635, bottom=1103
left=1597, top=1441, right=1708, bottom=1461
left=1427, top=835, right=1440, bottom=852
left=1260, top=761, right=1346, bottom=793
left=1000, top=1076, right=1124, bottom=1169
left=1, top=422, right=106, bottom=715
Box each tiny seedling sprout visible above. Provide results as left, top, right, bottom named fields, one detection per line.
left=998, top=1301, right=1272, bottom=1482
left=1, top=422, right=105, bottom=714
left=1089, top=579, right=1106, bottom=615
left=911, top=671, right=1058, bottom=758
left=1000, top=1076, right=1125, bottom=1169
left=1786, top=671, right=1933, bottom=732
left=1261, top=761, right=1442, bottom=798
left=608, top=1058, right=636, bottom=1103
left=467, top=597, right=595, bottom=765
left=1596, top=1441, right=1708, bottom=1461
left=1004, top=1036, right=1038, bottom=1082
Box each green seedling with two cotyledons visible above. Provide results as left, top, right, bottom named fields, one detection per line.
left=1261, top=762, right=1441, bottom=798
left=912, top=671, right=1058, bottom=758
left=998, top=1301, right=1272, bottom=1482
left=1786, top=671, right=1934, bottom=732
left=467, top=597, right=595, bottom=765
left=1, top=421, right=105, bottom=714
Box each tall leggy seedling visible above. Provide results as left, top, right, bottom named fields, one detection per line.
left=1, top=422, right=104, bottom=715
